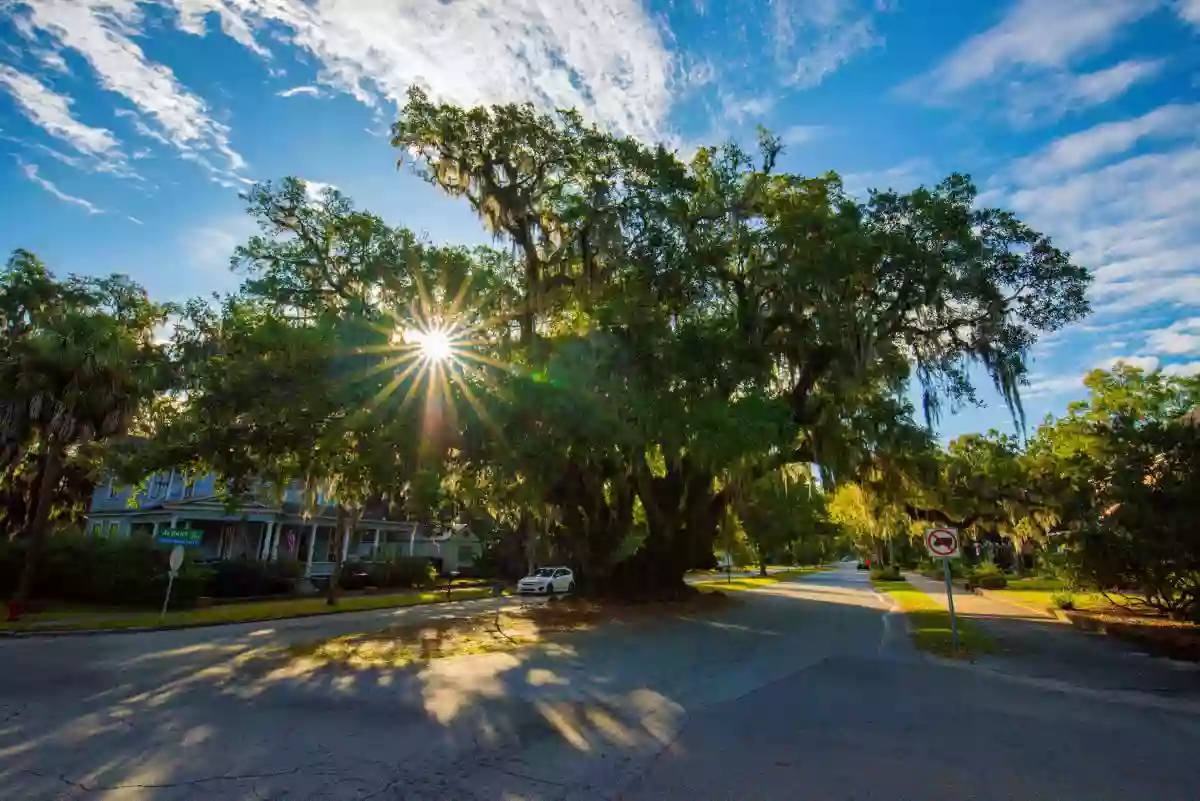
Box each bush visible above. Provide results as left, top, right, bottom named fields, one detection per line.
left=968, top=563, right=1008, bottom=590
left=0, top=533, right=211, bottom=609
left=1051, top=590, right=1076, bottom=610
left=204, top=560, right=294, bottom=598
left=338, top=557, right=437, bottom=590
left=870, top=564, right=902, bottom=581
left=974, top=573, right=1008, bottom=590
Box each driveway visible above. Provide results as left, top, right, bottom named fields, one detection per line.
left=2, top=564, right=1199, bottom=799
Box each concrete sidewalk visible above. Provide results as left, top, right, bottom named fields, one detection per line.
left=902, top=571, right=1200, bottom=698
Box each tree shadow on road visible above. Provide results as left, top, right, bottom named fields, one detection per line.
left=0, top=578, right=895, bottom=798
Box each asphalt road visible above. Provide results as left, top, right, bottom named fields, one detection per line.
left=2, top=564, right=1199, bottom=799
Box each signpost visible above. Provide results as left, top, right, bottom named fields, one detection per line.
left=924, top=527, right=962, bottom=653
left=157, top=528, right=203, bottom=547
left=161, top=545, right=185, bottom=619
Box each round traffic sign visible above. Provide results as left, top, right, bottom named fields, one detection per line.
left=925, top=528, right=958, bottom=557
left=168, top=545, right=185, bottom=573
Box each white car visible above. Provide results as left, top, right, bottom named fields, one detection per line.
left=517, top=566, right=575, bottom=595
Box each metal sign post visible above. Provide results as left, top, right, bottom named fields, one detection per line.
left=924, top=527, right=962, bottom=654
left=161, top=545, right=184, bottom=620
left=942, top=556, right=959, bottom=653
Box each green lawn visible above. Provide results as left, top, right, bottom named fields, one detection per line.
left=991, top=577, right=1109, bottom=614
left=692, top=566, right=830, bottom=592
left=0, top=586, right=498, bottom=633
left=874, top=578, right=997, bottom=659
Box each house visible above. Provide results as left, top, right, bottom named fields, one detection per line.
left=85, top=470, right=481, bottom=577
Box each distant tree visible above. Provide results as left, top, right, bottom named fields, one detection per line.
left=0, top=250, right=172, bottom=614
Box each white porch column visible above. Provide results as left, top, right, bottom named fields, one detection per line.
left=261, top=521, right=276, bottom=561
left=370, top=530, right=380, bottom=561
left=304, top=522, right=318, bottom=577
left=169, top=514, right=179, bottom=528
left=151, top=520, right=162, bottom=537
left=341, top=522, right=352, bottom=563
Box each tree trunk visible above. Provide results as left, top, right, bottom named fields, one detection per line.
left=326, top=504, right=347, bottom=606
left=10, top=446, right=62, bottom=617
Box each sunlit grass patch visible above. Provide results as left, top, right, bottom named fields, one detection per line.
left=0, top=587, right=498, bottom=633
left=874, top=579, right=997, bottom=659
left=692, top=566, right=831, bottom=592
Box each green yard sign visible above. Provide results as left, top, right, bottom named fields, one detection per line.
left=157, top=528, right=203, bottom=547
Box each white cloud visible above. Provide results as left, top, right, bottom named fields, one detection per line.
left=719, top=91, right=775, bottom=125
left=770, top=0, right=888, bottom=87
left=841, top=157, right=934, bottom=197
left=1066, top=59, right=1164, bottom=107
left=1179, top=0, right=1200, bottom=25
left=126, top=215, right=144, bottom=225
left=277, top=85, right=321, bottom=98
left=150, top=0, right=676, bottom=142
left=0, top=65, right=120, bottom=158
left=17, top=160, right=104, bottom=215
left=1003, top=139, right=1200, bottom=315
left=1145, top=318, right=1200, bottom=356
left=15, top=0, right=247, bottom=184
left=301, top=179, right=336, bottom=205
left=1024, top=373, right=1085, bottom=398
left=782, top=125, right=824, bottom=146
left=1098, top=355, right=1160, bottom=372
left=903, top=0, right=1159, bottom=119
left=1015, top=104, right=1200, bottom=180
left=1163, top=361, right=1200, bottom=377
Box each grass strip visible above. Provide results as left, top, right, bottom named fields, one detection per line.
left=0, top=587, right=497, bottom=633
left=692, top=566, right=830, bottom=592
left=874, top=578, right=997, bottom=659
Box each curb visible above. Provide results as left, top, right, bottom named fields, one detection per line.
left=0, top=592, right=510, bottom=639
left=924, top=651, right=1200, bottom=716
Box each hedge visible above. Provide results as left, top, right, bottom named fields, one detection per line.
left=340, top=557, right=438, bottom=590
left=0, top=534, right=210, bottom=609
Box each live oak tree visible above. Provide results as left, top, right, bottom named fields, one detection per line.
left=391, top=89, right=1090, bottom=596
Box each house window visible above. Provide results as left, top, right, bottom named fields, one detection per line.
left=107, top=480, right=119, bottom=499
left=183, top=480, right=195, bottom=498
left=355, top=530, right=378, bottom=559
left=149, top=473, right=170, bottom=498
left=106, top=522, right=119, bottom=539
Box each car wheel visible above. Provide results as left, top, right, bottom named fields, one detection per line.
left=567, top=581, right=575, bottom=593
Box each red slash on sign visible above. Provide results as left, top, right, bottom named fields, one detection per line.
left=924, top=527, right=960, bottom=558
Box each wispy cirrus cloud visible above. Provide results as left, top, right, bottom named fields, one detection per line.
left=149, top=0, right=677, bottom=141
left=16, top=159, right=104, bottom=215
left=900, top=0, right=1163, bottom=122
left=1014, top=104, right=1200, bottom=180
left=983, top=100, right=1200, bottom=333
left=0, top=64, right=120, bottom=159
left=770, top=0, right=890, bottom=87
left=11, top=0, right=247, bottom=186
left=277, top=85, right=321, bottom=98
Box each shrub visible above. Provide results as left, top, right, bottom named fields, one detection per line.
left=0, top=533, right=211, bottom=608
left=870, top=564, right=902, bottom=581
left=968, top=563, right=1008, bottom=590
left=1051, top=590, right=1076, bottom=610
left=974, top=573, right=1008, bottom=590
left=338, top=557, right=438, bottom=590
left=204, top=560, right=293, bottom=598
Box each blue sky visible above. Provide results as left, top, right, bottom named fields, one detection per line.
left=0, top=0, right=1198, bottom=439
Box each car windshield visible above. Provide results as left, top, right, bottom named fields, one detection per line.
left=533, top=568, right=556, bottom=577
